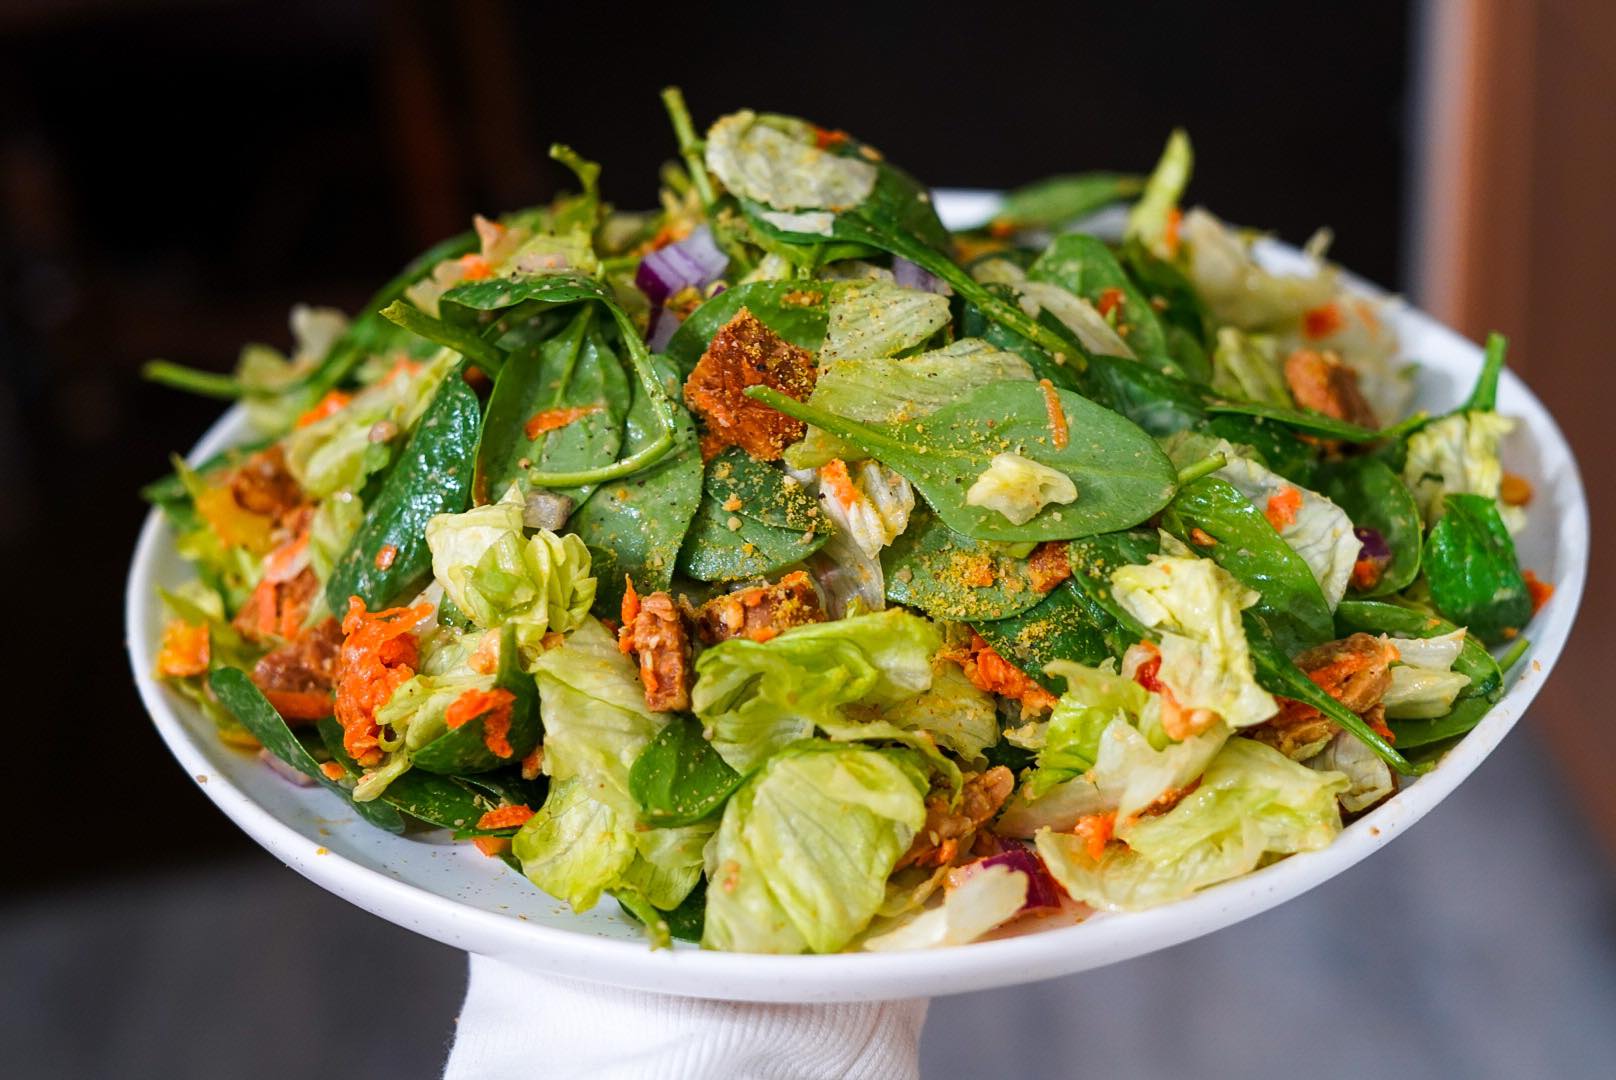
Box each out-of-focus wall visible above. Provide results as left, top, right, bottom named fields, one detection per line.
left=1413, top=0, right=1616, bottom=854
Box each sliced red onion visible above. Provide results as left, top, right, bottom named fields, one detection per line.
left=952, top=845, right=1062, bottom=912
left=1354, top=526, right=1392, bottom=563
left=635, top=225, right=727, bottom=305
left=892, top=255, right=953, bottom=296
left=647, top=307, right=682, bottom=352
left=259, top=749, right=316, bottom=788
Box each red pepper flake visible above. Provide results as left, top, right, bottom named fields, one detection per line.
left=1038, top=378, right=1069, bottom=449
left=1265, top=486, right=1303, bottom=531
left=1524, top=569, right=1554, bottom=613
left=374, top=544, right=397, bottom=571
left=1096, top=287, right=1126, bottom=319
left=476, top=805, right=535, bottom=831
left=1303, top=302, right=1345, bottom=340
left=524, top=405, right=602, bottom=441
left=1131, top=641, right=1164, bottom=693
left=295, top=389, right=352, bottom=429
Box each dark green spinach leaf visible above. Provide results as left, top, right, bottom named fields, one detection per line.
left=412, top=624, right=542, bottom=774
left=1316, top=456, right=1422, bottom=596
left=629, top=714, right=743, bottom=827
left=1423, top=494, right=1531, bottom=645
left=883, top=509, right=1044, bottom=621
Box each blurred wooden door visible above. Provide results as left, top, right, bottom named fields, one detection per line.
left=1415, top=0, right=1616, bottom=855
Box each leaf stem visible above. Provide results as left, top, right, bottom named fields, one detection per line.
left=661, top=86, right=716, bottom=210
left=141, top=360, right=244, bottom=399
left=1463, top=332, right=1507, bottom=413
left=1175, top=452, right=1227, bottom=486
left=379, top=301, right=505, bottom=377
left=743, top=386, right=913, bottom=459
left=1496, top=634, right=1531, bottom=675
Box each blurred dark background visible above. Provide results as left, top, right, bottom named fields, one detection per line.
left=7, top=2, right=1615, bottom=1078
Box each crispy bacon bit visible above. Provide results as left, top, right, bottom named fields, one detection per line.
left=251, top=618, right=342, bottom=723
left=1188, top=527, right=1218, bottom=548
left=1283, top=348, right=1379, bottom=429
left=1038, top=378, right=1069, bottom=448
left=295, top=389, right=352, bottom=429
left=683, top=308, right=817, bottom=461
left=618, top=590, right=693, bottom=712
left=1095, top=287, right=1126, bottom=319
left=1501, top=472, right=1534, bottom=507
left=1524, top=569, right=1554, bottom=613
left=476, top=805, right=535, bottom=831
left=157, top=620, right=210, bottom=678
left=319, top=761, right=347, bottom=782
left=1255, top=633, right=1398, bottom=757
left=1302, top=302, right=1345, bottom=340
left=374, top=544, right=398, bottom=571
left=1072, top=811, right=1116, bottom=862
left=694, top=571, right=826, bottom=645
left=1026, top=541, right=1072, bottom=593
left=231, top=444, right=305, bottom=521
left=1265, top=486, right=1303, bottom=532
left=334, top=598, right=432, bottom=766
left=897, top=767, right=1015, bottom=870
left=446, top=687, right=518, bottom=757
left=524, top=404, right=603, bottom=441
left=950, top=633, right=1057, bottom=715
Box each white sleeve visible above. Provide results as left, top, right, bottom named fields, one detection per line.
left=444, top=954, right=928, bottom=1080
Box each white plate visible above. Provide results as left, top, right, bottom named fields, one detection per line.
left=125, top=193, right=1588, bottom=1002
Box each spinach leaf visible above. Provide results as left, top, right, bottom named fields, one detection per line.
left=314, top=717, right=512, bottom=833
left=1243, top=619, right=1413, bottom=774
left=883, top=509, right=1045, bottom=621
left=443, top=273, right=678, bottom=486
left=1028, top=234, right=1182, bottom=376
left=1334, top=599, right=1503, bottom=748
left=971, top=580, right=1115, bottom=692
left=324, top=370, right=480, bottom=614
left=473, top=305, right=629, bottom=507
left=1160, top=476, right=1335, bottom=653
left=1065, top=528, right=1162, bottom=651
left=748, top=381, right=1178, bottom=542
left=1422, top=493, right=1531, bottom=645
left=1119, top=236, right=1214, bottom=353
left=1202, top=414, right=1317, bottom=486
left=676, top=452, right=829, bottom=583
left=570, top=356, right=703, bottom=614
left=1316, top=456, right=1422, bottom=596
left=1206, top=399, right=1428, bottom=443
left=958, top=288, right=1084, bottom=392
left=663, top=281, right=829, bottom=376
left=412, top=624, right=542, bottom=774
left=1075, top=353, right=1209, bottom=436
left=629, top=713, right=743, bottom=827
left=208, top=667, right=405, bottom=832
left=616, top=878, right=707, bottom=945
left=989, top=173, right=1144, bottom=231
left=702, top=447, right=825, bottom=532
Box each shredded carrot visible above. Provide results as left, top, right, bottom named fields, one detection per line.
left=1072, top=812, right=1116, bottom=862
left=262, top=688, right=334, bottom=722
left=1265, top=486, right=1303, bottom=531
left=157, top=620, right=210, bottom=678
left=1351, top=556, right=1384, bottom=592
left=319, top=761, right=346, bottom=782
left=445, top=687, right=518, bottom=758
left=1038, top=378, right=1069, bottom=449
left=333, top=597, right=432, bottom=767
left=1500, top=472, right=1534, bottom=507
left=1162, top=207, right=1183, bottom=257
left=813, top=127, right=849, bottom=150
left=1369, top=712, right=1396, bottom=742
left=953, top=633, right=1058, bottom=714
left=476, top=805, right=535, bottom=831
left=295, top=389, right=352, bottom=429
left=1524, top=569, right=1554, bottom=613
left=457, top=254, right=494, bottom=281
left=621, top=576, right=641, bottom=626
left=374, top=544, right=398, bottom=571
left=472, top=836, right=510, bottom=857
left=1095, top=287, right=1126, bottom=319
left=520, top=745, right=544, bottom=781
left=820, top=458, right=861, bottom=510
left=524, top=404, right=602, bottom=440
left=1188, top=527, right=1218, bottom=547
left=1303, top=302, right=1344, bottom=340
left=987, top=218, right=1018, bottom=240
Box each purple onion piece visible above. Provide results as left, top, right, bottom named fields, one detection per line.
left=1354, top=526, right=1392, bottom=564
left=646, top=307, right=681, bottom=352
left=977, top=845, right=1062, bottom=912
left=259, top=749, right=316, bottom=788
left=892, top=255, right=952, bottom=296
left=634, top=225, right=728, bottom=305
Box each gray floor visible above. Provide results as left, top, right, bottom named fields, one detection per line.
left=7, top=733, right=1613, bottom=1080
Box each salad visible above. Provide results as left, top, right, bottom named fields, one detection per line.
left=143, top=90, right=1551, bottom=954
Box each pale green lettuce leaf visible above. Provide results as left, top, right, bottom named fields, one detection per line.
left=1024, top=660, right=1151, bottom=798
left=1015, top=281, right=1134, bottom=359
left=880, top=658, right=1000, bottom=761
left=1210, top=327, right=1291, bottom=407
left=1383, top=666, right=1472, bottom=719
left=236, top=304, right=351, bottom=432
left=692, top=609, right=942, bottom=773
left=819, top=280, right=950, bottom=364
left=1402, top=411, right=1520, bottom=528
left=513, top=777, right=637, bottom=911
left=701, top=743, right=929, bottom=954
left=532, top=618, right=665, bottom=813
left=1180, top=208, right=1335, bottom=330
left=1125, top=129, right=1193, bottom=257
left=1214, top=445, right=1361, bottom=608
left=862, top=863, right=1028, bottom=951
left=965, top=452, right=1078, bottom=526
left=619, top=821, right=716, bottom=912
left=1306, top=730, right=1393, bottom=812
left=704, top=110, right=878, bottom=212
left=1036, top=737, right=1346, bottom=911
left=1111, top=556, right=1279, bottom=729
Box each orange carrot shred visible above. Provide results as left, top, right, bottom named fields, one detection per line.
left=1095, top=287, right=1126, bottom=319
left=295, top=389, right=352, bottom=429
left=1303, top=302, right=1344, bottom=340
left=472, top=837, right=510, bottom=857
left=1073, top=812, right=1116, bottom=862
left=334, top=597, right=432, bottom=767
left=1038, top=378, right=1069, bottom=449
left=821, top=458, right=861, bottom=509
left=1524, top=569, right=1554, bottom=613
left=1265, top=487, right=1303, bottom=531
left=319, top=761, right=347, bottom=782
left=374, top=544, right=397, bottom=571
left=157, top=620, right=210, bottom=678
left=1162, top=207, right=1183, bottom=257
left=476, top=805, right=535, bottom=831
left=524, top=405, right=602, bottom=440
